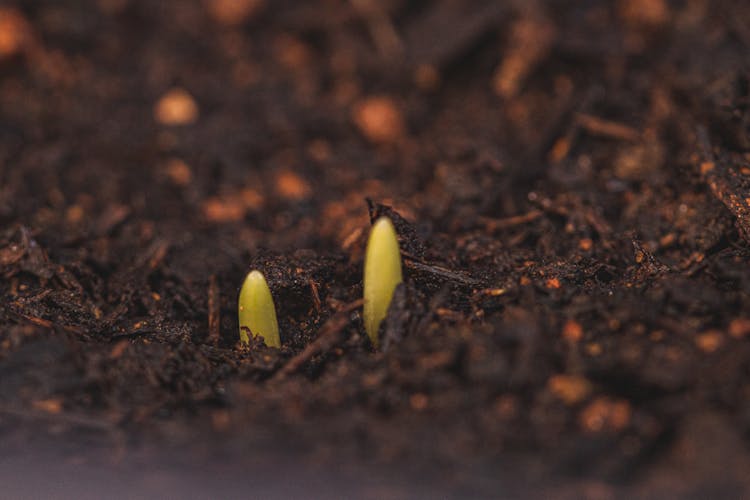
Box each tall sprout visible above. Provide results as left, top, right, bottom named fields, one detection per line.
left=363, top=217, right=403, bottom=347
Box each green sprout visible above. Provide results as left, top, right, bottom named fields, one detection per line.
left=363, top=216, right=403, bottom=347
left=238, top=270, right=281, bottom=348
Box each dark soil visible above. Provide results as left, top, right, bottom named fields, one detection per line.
left=2, top=0, right=750, bottom=497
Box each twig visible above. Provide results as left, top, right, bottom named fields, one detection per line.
left=93, top=204, right=131, bottom=237
left=402, top=255, right=482, bottom=286
left=480, top=209, right=543, bottom=231
left=146, top=240, right=170, bottom=271
left=272, top=299, right=363, bottom=381
left=208, top=274, right=220, bottom=345
left=350, top=0, right=403, bottom=59
left=0, top=405, right=119, bottom=432
left=532, top=86, right=603, bottom=177
left=574, top=113, right=641, bottom=141
left=492, top=15, right=554, bottom=98
left=9, top=309, right=83, bottom=334
left=309, top=278, right=321, bottom=314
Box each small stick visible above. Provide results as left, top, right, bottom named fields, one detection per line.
left=21, top=315, right=53, bottom=329
left=94, top=204, right=131, bottom=237
left=0, top=405, right=118, bottom=432
left=146, top=240, right=170, bottom=271
left=208, top=274, right=220, bottom=345
left=574, top=113, right=640, bottom=141
left=402, top=256, right=482, bottom=286
left=9, top=309, right=83, bottom=334
left=309, top=278, right=322, bottom=314
left=272, top=299, right=363, bottom=381
left=480, top=209, right=543, bottom=231
left=350, top=0, right=403, bottom=59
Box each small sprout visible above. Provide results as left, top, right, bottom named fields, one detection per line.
left=238, top=270, right=280, bottom=348
left=363, top=216, right=403, bottom=347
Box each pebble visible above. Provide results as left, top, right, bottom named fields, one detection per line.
left=562, top=319, right=584, bottom=343
left=275, top=171, right=311, bottom=201
left=0, top=7, right=31, bottom=59
left=154, top=88, right=199, bottom=126
left=352, top=96, right=405, bottom=144
left=205, top=0, right=264, bottom=26
left=695, top=330, right=723, bottom=353
left=579, top=397, right=631, bottom=433
left=164, top=158, right=192, bottom=186
left=548, top=374, right=592, bottom=405
left=729, top=318, right=750, bottom=339
left=202, top=195, right=246, bottom=222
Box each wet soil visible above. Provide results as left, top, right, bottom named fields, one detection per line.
left=1, top=0, right=750, bottom=497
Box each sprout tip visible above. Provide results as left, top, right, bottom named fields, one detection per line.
left=363, top=216, right=403, bottom=347
left=238, top=270, right=280, bottom=348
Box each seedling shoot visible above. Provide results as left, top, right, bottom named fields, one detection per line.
left=363, top=216, right=403, bottom=347
left=238, top=270, right=281, bottom=348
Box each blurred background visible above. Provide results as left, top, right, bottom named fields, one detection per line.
left=2, top=0, right=750, bottom=497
